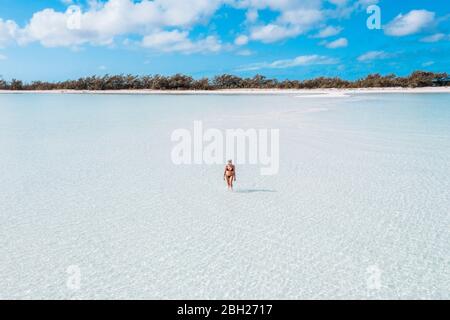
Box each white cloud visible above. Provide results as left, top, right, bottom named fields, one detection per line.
left=234, top=35, right=249, bottom=46
left=250, top=8, right=323, bottom=43
left=141, top=30, right=222, bottom=54
left=420, top=33, right=447, bottom=43
left=233, top=0, right=325, bottom=43
left=384, top=10, right=435, bottom=37
left=0, top=0, right=384, bottom=52
left=278, top=9, right=323, bottom=25
left=237, top=54, right=338, bottom=71
left=0, top=19, right=19, bottom=48
left=325, top=0, right=378, bottom=19
left=323, top=37, right=348, bottom=48
left=15, top=0, right=224, bottom=48
left=249, top=24, right=299, bottom=43
left=0, top=53, right=7, bottom=60
left=312, top=25, right=342, bottom=38
left=357, top=50, right=392, bottom=62
left=2, top=1, right=329, bottom=49
left=1, top=0, right=443, bottom=56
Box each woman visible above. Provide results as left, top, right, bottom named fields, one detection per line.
left=223, top=160, right=236, bottom=190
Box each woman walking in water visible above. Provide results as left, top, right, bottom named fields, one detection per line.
left=224, top=160, right=236, bottom=190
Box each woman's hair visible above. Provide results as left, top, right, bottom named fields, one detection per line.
left=227, top=160, right=232, bottom=164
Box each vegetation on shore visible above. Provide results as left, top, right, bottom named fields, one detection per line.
left=0, top=71, right=448, bottom=91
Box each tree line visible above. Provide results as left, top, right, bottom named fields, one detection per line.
left=0, top=71, right=447, bottom=91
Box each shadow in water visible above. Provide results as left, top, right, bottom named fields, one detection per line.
left=234, top=189, right=277, bottom=194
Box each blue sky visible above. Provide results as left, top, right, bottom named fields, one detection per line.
left=0, top=0, right=449, bottom=81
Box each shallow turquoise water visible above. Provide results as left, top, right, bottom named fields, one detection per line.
left=0, top=93, right=449, bottom=299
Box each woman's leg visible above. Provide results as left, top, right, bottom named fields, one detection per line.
left=227, top=176, right=234, bottom=190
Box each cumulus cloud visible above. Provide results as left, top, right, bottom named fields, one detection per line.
left=249, top=8, right=324, bottom=43
left=322, top=37, right=348, bottom=48
left=239, top=0, right=371, bottom=43
left=249, top=24, right=301, bottom=43
left=0, top=0, right=384, bottom=52
left=228, top=0, right=326, bottom=43
left=0, top=0, right=443, bottom=55
left=384, top=10, right=435, bottom=37
left=0, top=19, right=19, bottom=48
left=326, top=0, right=378, bottom=19
left=142, top=30, right=222, bottom=53
left=357, top=50, right=393, bottom=62
left=237, top=54, right=338, bottom=71
left=13, top=0, right=224, bottom=48
left=278, top=8, right=323, bottom=25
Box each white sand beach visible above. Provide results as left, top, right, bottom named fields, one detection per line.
left=0, top=87, right=450, bottom=95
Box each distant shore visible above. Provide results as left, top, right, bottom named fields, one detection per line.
left=0, top=87, right=449, bottom=95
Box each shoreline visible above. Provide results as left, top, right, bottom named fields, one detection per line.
left=0, top=87, right=449, bottom=95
